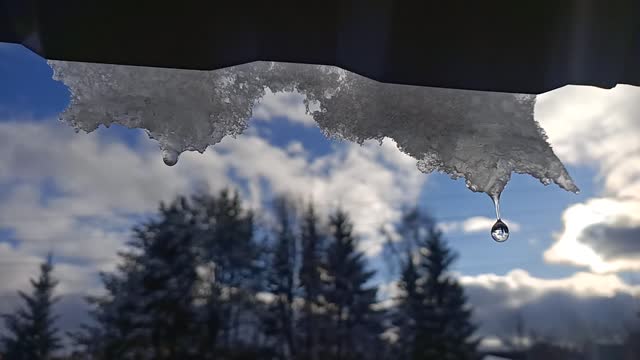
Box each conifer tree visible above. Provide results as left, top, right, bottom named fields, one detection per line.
left=264, top=197, right=299, bottom=359
left=298, top=203, right=325, bottom=360
left=75, top=190, right=260, bottom=359
left=79, top=197, right=208, bottom=359
left=1, top=254, right=61, bottom=360
left=324, top=210, right=378, bottom=360
left=191, top=189, right=257, bottom=349
left=395, top=209, right=479, bottom=360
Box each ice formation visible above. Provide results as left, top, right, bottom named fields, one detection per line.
left=48, top=60, right=579, bottom=197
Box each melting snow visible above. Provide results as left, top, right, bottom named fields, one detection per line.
left=48, top=60, right=578, bottom=197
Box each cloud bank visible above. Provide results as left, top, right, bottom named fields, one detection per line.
left=537, top=85, right=640, bottom=273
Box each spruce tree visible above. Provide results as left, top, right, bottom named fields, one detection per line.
left=388, top=210, right=427, bottom=359
left=134, top=197, right=205, bottom=359
left=324, top=210, right=378, bottom=360
left=79, top=197, right=208, bottom=359
left=298, top=203, right=325, bottom=360
left=73, top=268, right=144, bottom=359
left=75, top=190, right=260, bottom=359
left=1, top=254, right=61, bottom=360
left=394, top=250, right=421, bottom=360
left=395, top=209, right=479, bottom=360
left=191, top=189, right=257, bottom=350
left=264, top=197, right=299, bottom=359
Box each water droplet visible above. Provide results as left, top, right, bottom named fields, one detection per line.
left=491, top=219, right=510, bottom=242
left=162, top=149, right=179, bottom=166
left=489, top=193, right=509, bottom=242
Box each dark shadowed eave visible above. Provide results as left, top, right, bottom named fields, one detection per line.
left=1, top=0, right=639, bottom=94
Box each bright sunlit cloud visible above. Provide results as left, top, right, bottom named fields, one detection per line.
left=544, top=197, right=640, bottom=273
left=537, top=85, right=640, bottom=273
left=0, top=118, right=425, bottom=295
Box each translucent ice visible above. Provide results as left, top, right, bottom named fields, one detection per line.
left=48, top=60, right=579, bottom=197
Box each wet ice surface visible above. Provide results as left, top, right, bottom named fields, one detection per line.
left=48, top=60, right=578, bottom=197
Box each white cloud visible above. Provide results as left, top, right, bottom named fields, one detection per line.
left=251, top=89, right=318, bottom=126
left=536, top=85, right=640, bottom=272
left=439, top=216, right=521, bottom=234
left=537, top=85, right=640, bottom=186
left=460, top=269, right=640, bottom=301
left=0, top=114, right=427, bottom=338
left=543, top=197, right=640, bottom=273
left=0, top=115, right=425, bottom=302
left=0, top=121, right=205, bottom=269
left=0, top=244, right=95, bottom=338
left=379, top=269, right=640, bottom=341
left=215, top=134, right=424, bottom=256
left=286, top=141, right=306, bottom=156
left=0, top=243, right=98, bottom=296
left=460, top=269, right=640, bottom=340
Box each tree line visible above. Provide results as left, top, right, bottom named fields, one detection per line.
left=1, top=188, right=480, bottom=359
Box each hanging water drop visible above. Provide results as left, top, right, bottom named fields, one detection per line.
left=489, top=193, right=509, bottom=242
left=491, top=219, right=509, bottom=242
left=162, top=148, right=179, bottom=166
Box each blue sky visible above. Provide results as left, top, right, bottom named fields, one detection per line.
left=1, top=42, right=639, bottom=342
